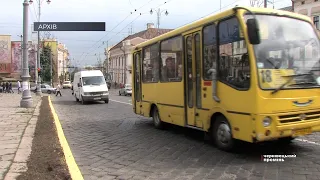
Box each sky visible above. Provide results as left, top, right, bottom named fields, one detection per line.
left=0, top=0, right=291, bottom=67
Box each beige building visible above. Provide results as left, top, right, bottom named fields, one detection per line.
left=293, top=0, right=320, bottom=31
left=108, top=23, right=172, bottom=86
left=57, top=43, right=70, bottom=82
left=43, top=39, right=69, bottom=84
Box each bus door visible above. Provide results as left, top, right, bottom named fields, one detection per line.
left=184, top=31, right=202, bottom=127
left=133, top=51, right=142, bottom=114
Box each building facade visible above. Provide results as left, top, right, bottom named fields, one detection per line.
left=293, top=0, right=320, bottom=30
left=108, top=23, right=172, bottom=86
left=43, top=39, right=69, bottom=84
left=57, top=43, right=70, bottom=82
left=0, top=35, right=37, bottom=80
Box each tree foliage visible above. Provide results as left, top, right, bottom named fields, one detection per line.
left=250, top=0, right=264, bottom=7
left=40, top=44, right=55, bottom=83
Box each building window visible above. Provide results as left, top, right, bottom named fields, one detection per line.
left=203, top=24, right=217, bottom=80
left=314, top=16, right=319, bottom=30
left=118, top=57, right=120, bottom=67
left=160, top=36, right=183, bottom=82
left=142, top=43, right=159, bottom=82
left=218, top=17, right=250, bottom=90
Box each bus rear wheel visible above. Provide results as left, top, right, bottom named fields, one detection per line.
left=212, top=116, right=234, bottom=151
left=152, top=107, right=163, bottom=129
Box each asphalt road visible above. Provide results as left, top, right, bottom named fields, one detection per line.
left=51, top=89, right=320, bottom=180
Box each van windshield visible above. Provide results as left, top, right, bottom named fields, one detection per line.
left=82, top=76, right=106, bottom=86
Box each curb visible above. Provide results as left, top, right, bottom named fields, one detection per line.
left=48, top=96, right=83, bottom=180
left=4, top=99, right=42, bottom=180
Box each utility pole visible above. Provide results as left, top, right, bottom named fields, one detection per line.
left=20, top=0, right=33, bottom=108
left=63, top=54, right=65, bottom=82
left=18, top=35, right=23, bottom=72
left=29, top=0, right=51, bottom=96
left=106, top=41, right=109, bottom=74
left=150, top=8, right=169, bottom=35
left=50, top=52, right=53, bottom=87
left=264, top=0, right=267, bottom=8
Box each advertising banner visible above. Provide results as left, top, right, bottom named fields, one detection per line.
left=0, top=35, right=11, bottom=73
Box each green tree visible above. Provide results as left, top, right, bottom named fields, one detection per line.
left=40, top=44, right=55, bottom=83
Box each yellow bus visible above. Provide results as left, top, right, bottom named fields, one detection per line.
left=131, top=6, right=320, bottom=151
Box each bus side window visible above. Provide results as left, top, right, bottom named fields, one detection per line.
left=203, top=24, right=217, bottom=80
left=142, top=43, right=159, bottom=83
left=160, top=36, right=183, bottom=82
left=218, top=17, right=250, bottom=90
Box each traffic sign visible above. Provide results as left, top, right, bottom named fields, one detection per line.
left=34, top=22, right=105, bottom=31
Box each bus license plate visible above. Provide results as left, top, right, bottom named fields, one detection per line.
left=94, top=97, right=101, bottom=100
left=293, top=128, right=312, bottom=136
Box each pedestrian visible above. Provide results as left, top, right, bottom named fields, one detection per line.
left=9, top=82, right=14, bottom=93
left=17, top=80, right=21, bottom=94
left=56, top=83, right=62, bottom=96
left=5, top=82, right=9, bottom=93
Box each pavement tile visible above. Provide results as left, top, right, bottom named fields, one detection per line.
left=0, top=93, right=40, bottom=180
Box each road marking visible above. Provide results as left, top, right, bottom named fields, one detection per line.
left=296, top=138, right=320, bottom=146
left=48, top=96, right=84, bottom=180
left=110, top=99, right=132, bottom=105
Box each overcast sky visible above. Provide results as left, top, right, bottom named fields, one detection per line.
left=0, top=0, right=291, bottom=67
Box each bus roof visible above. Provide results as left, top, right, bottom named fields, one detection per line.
left=134, top=6, right=311, bottom=50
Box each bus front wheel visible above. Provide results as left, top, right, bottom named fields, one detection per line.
left=152, top=107, right=163, bottom=129
left=212, top=116, right=234, bottom=151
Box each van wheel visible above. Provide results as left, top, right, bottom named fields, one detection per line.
left=105, top=99, right=109, bottom=104
left=152, top=107, right=163, bottom=129
left=212, top=116, right=234, bottom=151
left=47, top=90, right=51, bottom=94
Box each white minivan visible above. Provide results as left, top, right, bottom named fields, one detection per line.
left=73, top=70, right=109, bottom=104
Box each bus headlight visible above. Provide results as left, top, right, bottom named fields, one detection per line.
left=263, top=116, right=272, bottom=127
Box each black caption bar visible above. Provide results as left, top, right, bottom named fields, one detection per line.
left=34, top=22, right=105, bottom=31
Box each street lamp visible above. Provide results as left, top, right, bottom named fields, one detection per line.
left=28, top=0, right=51, bottom=96
left=150, top=8, right=169, bottom=35
left=17, top=35, right=23, bottom=71
left=20, top=0, right=33, bottom=108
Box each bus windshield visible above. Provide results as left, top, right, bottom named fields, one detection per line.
left=82, top=76, right=106, bottom=86
left=245, top=14, right=320, bottom=90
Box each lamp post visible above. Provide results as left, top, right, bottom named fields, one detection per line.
left=17, top=35, right=23, bottom=71
left=150, top=8, right=169, bottom=35
left=29, top=0, right=51, bottom=96
left=20, top=0, right=33, bottom=108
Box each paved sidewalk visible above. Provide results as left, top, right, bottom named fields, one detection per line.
left=0, top=93, right=41, bottom=180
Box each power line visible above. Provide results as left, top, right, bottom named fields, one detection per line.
left=83, top=0, right=175, bottom=59
left=78, top=0, right=158, bottom=62
left=179, top=0, right=240, bottom=28
left=82, top=13, right=143, bottom=61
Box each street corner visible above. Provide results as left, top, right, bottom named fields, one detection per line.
left=12, top=96, right=78, bottom=180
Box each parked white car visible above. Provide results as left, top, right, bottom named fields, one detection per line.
left=119, top=84, right=132, bottom=96
left=62, top=81, right=72, bottom=89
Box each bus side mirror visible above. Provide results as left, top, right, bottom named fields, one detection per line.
left=246, top=18, right=261, bottom=45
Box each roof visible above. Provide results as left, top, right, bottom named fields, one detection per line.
left=135, top=6, right=312, bottom=49
left=110, top=28, right=173, bottom=51
left=76, top=70, right=103, bottom=77
left=279, top=6, right=293, bottom=12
